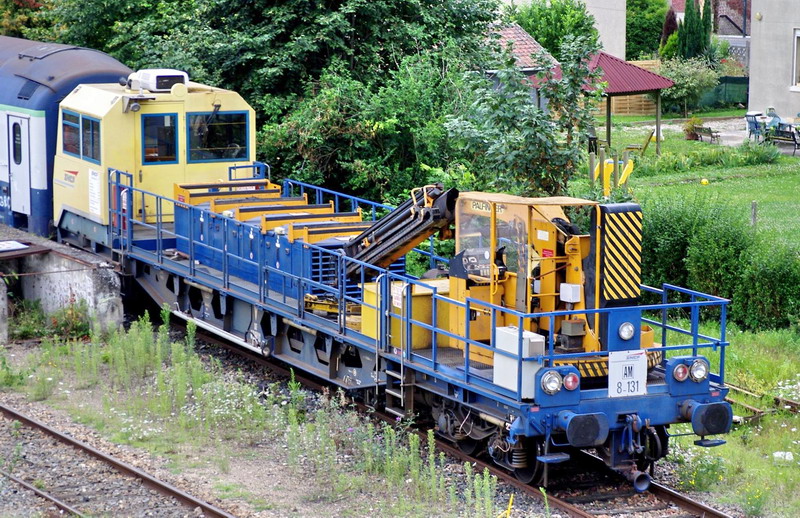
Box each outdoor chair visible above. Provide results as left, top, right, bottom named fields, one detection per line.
left=767, top=115, right=782, bottom=129
left=624, top=129, right=655, bottom=156
left=745, top=114, right=763, bottom=141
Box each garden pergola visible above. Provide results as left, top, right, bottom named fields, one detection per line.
left=589, top=52, right=674, bottom=155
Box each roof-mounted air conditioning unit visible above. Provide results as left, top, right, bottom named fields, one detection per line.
left=127, top=69, right=188, bottom=92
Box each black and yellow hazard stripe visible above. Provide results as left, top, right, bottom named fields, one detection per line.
left=601, top=209, right=642, bottom=301
left=553, top=348, right=662, bottom=378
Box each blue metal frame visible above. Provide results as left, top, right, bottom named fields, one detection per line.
left=107, top=168, right=731, bottom=447
left=141, top=113, right=179, bottom=165
left=185, top=111, right=250, bottom=163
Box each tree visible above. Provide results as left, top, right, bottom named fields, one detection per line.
left=25, top=0, right=500, bottom=119
left=656, top=58, right=720, bottom=116
left=260, top=45, right=484, bottom=202
left=678, top=0, right=710, bottom=59
left=626, top=0, right=668, bottom=59
left=445, top=36, right=603, bottom=197
left=509, top=0, right=598, bottom=61
left=702, top=0, right=713, bottom=41
left=660, top=7, right=678, bottom=47
left=1, top=0, right=46, bottom=37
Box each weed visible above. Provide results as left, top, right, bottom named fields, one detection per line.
left=8, top=298, right=47, bottom=340
left=287, top=407, right=300, bottom=466
left=0, top=355, right=24, bottom=388
left=540, top=487, right=551, bottom=518
left=212, top=481, right=250, bottom=500
left=740, top=483, right=768, bottom=517
left=216, top=448, right=231, bottom=474
left=49, top=299, right=90, bottom=339
left=8, top=298, right=92, bottom=340
left=32, top=479, right=46, bottom=490
left=28, top=368, right=59, bottom=401
left=677, top=454, right=725, bottom=491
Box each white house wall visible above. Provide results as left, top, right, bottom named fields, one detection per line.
left=748, top=0, right=800, bottom=118
left=585, top=0, right=627, bottom=59
left=502, top=0, right=627, bottom=60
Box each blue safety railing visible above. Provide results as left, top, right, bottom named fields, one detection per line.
left=229, top=162, right=269, bottom=181
left=109, top=169, right=729, bottom=403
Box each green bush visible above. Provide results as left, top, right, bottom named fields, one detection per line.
left=642, top=195, right=800, bottom=331
left=732, top=244, right=800, bottom=331
left=685, top=206, right=753, bottom=300
left=641, top=195, right=709, bottom=289
left=677, top=454, right=724, bottom=491
left=8, top=298, right=47, bottom=340
left=8, top=298, right=91, bottom=340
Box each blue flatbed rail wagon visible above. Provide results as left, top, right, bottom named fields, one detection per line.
left=0, top=36, right=732, bottom=491
left=108, top=168, right=731, bottom=491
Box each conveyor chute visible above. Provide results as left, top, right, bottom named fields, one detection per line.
left=342, top=184, right=458, bottom=275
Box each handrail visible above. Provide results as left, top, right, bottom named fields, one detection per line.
left=228, top=162, right=269, bottom=181
left=109, top=169, right=730, bottom=402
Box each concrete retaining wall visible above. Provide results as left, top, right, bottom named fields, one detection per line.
left=19, top=252, right=122, bottom=333
left=0, top=224, right=124, bottom=342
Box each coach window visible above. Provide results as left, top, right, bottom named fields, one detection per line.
left=62, top=111, right=80, bottom=157
left=81, top=116, right=101, bottom=163
left=12, top=123, right=22, bottom=165
left=142, top=114, right=178, bottom=164
left=187, top=111, right=248, bottom=162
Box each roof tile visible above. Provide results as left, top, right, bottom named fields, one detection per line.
left=494, top=23, right=557, bottom=69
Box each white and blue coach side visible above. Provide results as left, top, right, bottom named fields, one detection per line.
left=0, top=36, right=130, bottom=236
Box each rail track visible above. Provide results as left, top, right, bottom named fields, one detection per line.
left=0, top=402, right=235, bottom=518
left=726, top=382, right=800, bottom=424
left=192, top=327, right=734, bottom=517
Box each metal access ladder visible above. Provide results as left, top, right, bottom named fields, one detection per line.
left=383, top=357, right=414, bottom=419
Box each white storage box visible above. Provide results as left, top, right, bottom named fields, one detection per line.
left=493, top=326, right=545, bottom=399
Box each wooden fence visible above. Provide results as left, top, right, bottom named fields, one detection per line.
left=597, top=60, right=661, bottom=117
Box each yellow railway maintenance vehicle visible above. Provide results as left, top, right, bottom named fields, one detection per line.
left=53, top=68, right=258, bottom=249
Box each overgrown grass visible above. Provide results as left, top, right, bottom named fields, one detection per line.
left=7, top=298, right=91, bottom=341
left=653, top=318, right=800, bottom=516
left=8, top=303, right=504, bottom=516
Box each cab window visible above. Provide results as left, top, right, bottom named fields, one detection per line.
left=82, top=117, right=101, bottom=163
left=187, top=111, right=248, bottom=162
left=142, top=114, right=178, bottom=164
left=62, top=112, right=80, bottom=156
left=62, top=110, right=101, bottom=164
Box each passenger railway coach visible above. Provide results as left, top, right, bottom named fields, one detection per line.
left=0, top=36, right=131, bottom=236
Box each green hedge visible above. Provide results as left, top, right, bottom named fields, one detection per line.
left=640, top=194, right=799, bottom=331
left=732, top=245, right=800, bottom=330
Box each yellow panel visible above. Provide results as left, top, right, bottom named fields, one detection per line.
left=234, top=202, right=333, bottom=221
left=289, top=225, right=371, bottom=244
left=261, top=209, right=363, bottom=233
left=211, top=192, right=305, bottom=212
left=173, top=179, right=281, bottom=205
left=361, top=280, right=450, bottom=349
